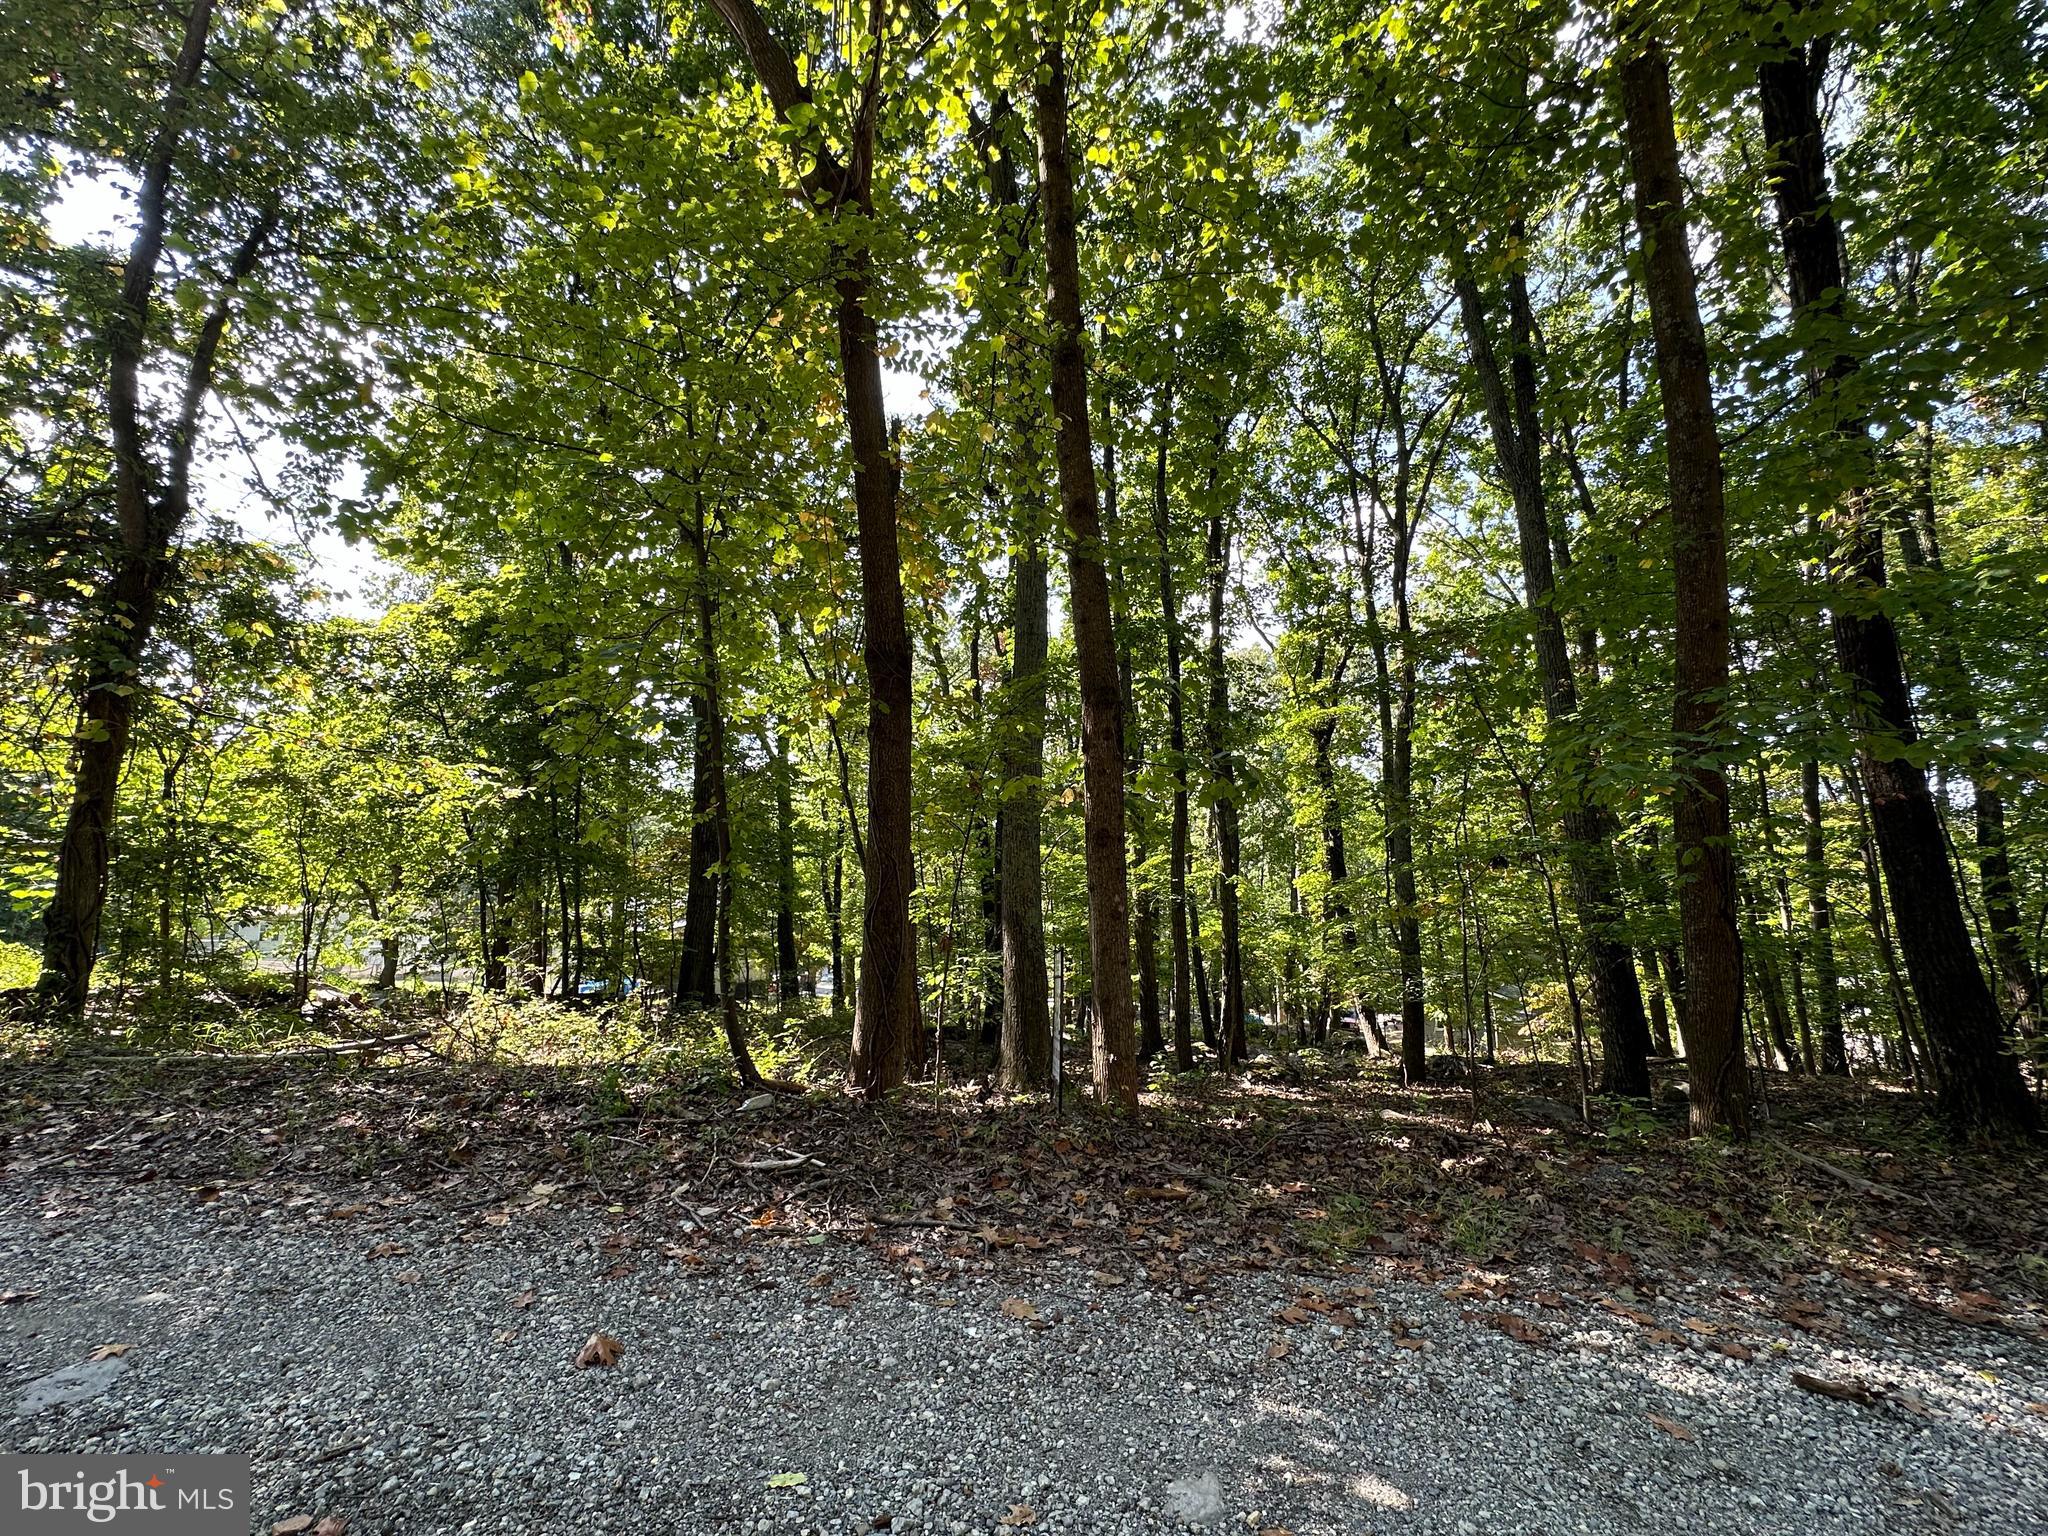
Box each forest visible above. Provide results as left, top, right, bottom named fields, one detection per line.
left=4, top=0, right=2046, bottom=1150
left=7, top=5, right=2048, bottom=1533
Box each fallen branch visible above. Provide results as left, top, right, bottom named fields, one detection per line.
left=1769, top=1141, right=1926, bottom=1206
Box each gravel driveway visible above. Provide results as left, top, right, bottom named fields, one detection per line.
left=4, top=1172, right=2044, bottom=1536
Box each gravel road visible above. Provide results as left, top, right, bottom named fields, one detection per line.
left=4, top=1172, right=2044, bottom=1536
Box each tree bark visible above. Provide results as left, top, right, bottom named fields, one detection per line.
left=1801, top=755, right=1848, bottom=1072
left=1203, top=503, right=1247, bottom=1067
left=1619, top=32, right=1750, bottom=1137
left=1895, top=424, right=2041, bottom=1038
left=1033, top=21, right=1139, bottom=1110
left=768, top=721, right=801, bottom=1003
left=976, top=91, right=1054, bottom=1093
left=704, top=0, right=916, bottom=1098
left=1757, top=28, right=2035, bottom=1133
left=674, top=678, right=720, bottom=1005
left=1153, top=388, right=1197, bottom=1071
left=39, top=0, right=268, bottom=1013
left=1455, top=268, right=1653, bottom=1097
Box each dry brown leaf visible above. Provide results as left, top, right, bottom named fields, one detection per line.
left=510, top=1289, right=536, bottom=1310
left=2022, top=1402, right=2048, bottom=1418
left=1266, top=1340, right=1291, bottom=1360
left=1485, top=1312, right=1547, bottom=1346
left=1393, top=1336, right=1429, bottom=1351
left=365, top=1242, right=408, bottom=1260
left=1790, top=1371, right=1877, bottom=1407
left=1599, top=1297, right=1655, bottom=1327
left=1000, top=1297, right=1040, bottom=1321
left=87, top=1343, right=135, bottom=1361
left=272, top=1518, right=314, bottom=1536
left=313, top=1519, right=349, bottom=1536
left=1648, top=1413, right=1695, bottom=1442
left=1715, top=1341, right=1755, bottom=1362
left=574, top=1331, right=624, bottom=1369
left=1091, top=1271, right=1126, bottom=1287
left=1000, top=1505, right=1037, bottom=1527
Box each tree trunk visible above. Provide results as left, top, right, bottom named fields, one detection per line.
left=1620, top=32, right=1750, bottom=1137
left=1895, top=423, right=2041, bottom=1038
left=977, top=90, right=1054, bottom=1093
left=1757, top=31, right=2035, bottom=1134
left=1154, top=388, right=1197, bottom=1071
left=1801, top=755, right=1848, bottom=1073
left=1203, top=504, right=1247, bottom=1066
left=1033, top=22, right=1139, bottom=1110
left=706, top=0, right=915, bottom=1099
left=1455, top=269, right=1653, bottom=1097
left=39, top=0, right=260, bottom=1013
left=1000, top=527, right=1055, bottom=1089
left=763, top=722, right=800, bottom=1004
left=674, top=691, right=720, bottom=1005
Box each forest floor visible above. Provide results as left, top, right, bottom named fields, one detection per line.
left=3, top=1022, right=2047, bottom=1534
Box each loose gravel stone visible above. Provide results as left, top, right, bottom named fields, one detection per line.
left=2, top=1175, right=2043, bottom=1535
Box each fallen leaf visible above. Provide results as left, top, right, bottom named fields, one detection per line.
left=1790, top=1372, right=1877, bottom=1407
left=1599, top=1296, right=1655, bottom=1327
left=1266, top=1340, right=1291, bottom=1360
left=2021, top=1402, right=2048, bottom=1418
left=1000, top=1504, right=1037, bottom=1526
left=0, top=1289, right=40, bottom=1305
left=313, top=1520, right=349, bottom=1536
left=1648, top=1413, right=1696, bottom=1442
left=272, top=1519, right=314, bottom=1536
left=1484, top=1312, right=1548, bottom=1346
left=510, top=1289, right=536, bottom=1310
left=87, top=1343, right=135, bottom=1361
left=365, top=1242, right=408, bottom=1260
left=573, top=1332, right=624, bottom=1369
left=1714, top=1341, right=1755, bottom=1362
left=1001, top=1297, right=1040, bottom=1321
left=766, top=1471, right=808, bottom=1489
left=1090, top=1271, right=1126, bottom=1287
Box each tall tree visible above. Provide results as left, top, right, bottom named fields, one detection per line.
left=1618, top=28, right=1750, bottom=1137
left=704, top=0, right=918, bottom=1098
left=36, top=0, right=276, bottom=1011
left=1033, top=12, right=1140, bottom=1109
left=1456, top=265, right=1654, bottom=1096
left=1755, top=15, right=2037, bottom=1134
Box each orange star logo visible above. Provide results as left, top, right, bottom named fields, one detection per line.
left=146, top=1476, right=165, bottom=1489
